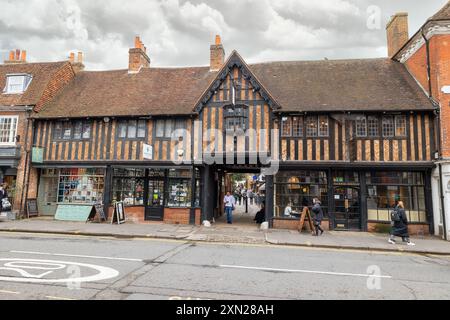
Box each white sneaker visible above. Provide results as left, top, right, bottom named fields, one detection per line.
left=388, top=239, right=396, bottom=244
left=407, top=242, right=416, bottom=246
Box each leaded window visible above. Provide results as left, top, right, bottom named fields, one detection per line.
left=292, top=117, right=303, bottom=137
left=318, top=116, right=329, bottom=137
left=395, top=115, right=407, bottom=137
left=281, top=117, right=292, bottom=137
left=224, top=105, right=248, bottom=133
left=368, top=116, right=379, bottom=137
left=355, top=116, right=367, bottom=137
left=306, top=116, right=318, bottom=137
left=382, top=116, right=395, bottom=137
left=118, top=119, right=146, bottom=139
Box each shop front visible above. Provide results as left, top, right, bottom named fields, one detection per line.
left=37, top=166, right=202, bottom=225
left=272, top=168, right=432, bottom=234
left=110, top=167, right=201, bottom=224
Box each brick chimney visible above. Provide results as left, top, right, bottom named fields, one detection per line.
left=386, top=13, right=409, bottom=58
left=210, top=35, right=225, bottom=72
left=128, top=36, right=150, bottom=73
left=4, top=49, right=27, bottom=64
left=69, top=51, right=85, bottom=73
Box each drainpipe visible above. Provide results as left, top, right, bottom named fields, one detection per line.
left=421, top=29, right=433, bottom=98
left=439, top=163, right=448, bottom=240
left=421, top=29, right=447, bottom=239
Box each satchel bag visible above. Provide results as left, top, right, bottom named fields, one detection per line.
left=1, top=198, right=12, bottom=211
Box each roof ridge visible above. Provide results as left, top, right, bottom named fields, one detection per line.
left=248, top=57, right=389, bottom=66
left=430, top=0, right=450, bottom=20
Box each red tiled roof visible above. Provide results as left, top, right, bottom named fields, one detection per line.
left=0, top=61, right=69, bottom=107
left=249, top=58, right=433, bottom=112
left=35, top=67, right=217, bottom=118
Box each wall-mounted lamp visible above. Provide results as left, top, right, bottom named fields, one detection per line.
left=177, top=149, right=184, bottom=158
left=103, top=117, right=110, bottom=123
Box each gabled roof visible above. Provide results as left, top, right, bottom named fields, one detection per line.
left=35, top=67, right=217, bottom=118
left=248, top=58, right=434, bottom=112
left=431, top=1, right=450, bottom=20
left=0, top=61, right=69, bottom=107
left=194, top=50, right=281, bottom=112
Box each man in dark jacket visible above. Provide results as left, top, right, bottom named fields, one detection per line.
left=311, top=198, right=324, bottom=236
left=388, top=201, right=415, bottom=246
left=254, top=203, right=265, bottom=224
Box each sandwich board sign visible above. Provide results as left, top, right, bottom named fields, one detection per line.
left=86, top=203, right=107, bottom=223
left=111, top=202, right=126, bottom=225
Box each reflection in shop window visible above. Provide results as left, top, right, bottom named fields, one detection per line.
left=366, top=172, right=426, bottom=223
left=274, top=171, right=328, bottom=219
left=167, top=169, right=192, bottom=207
left=112, top=168, right=145, bottom=206
left=57, top=168, right=105, bottom=204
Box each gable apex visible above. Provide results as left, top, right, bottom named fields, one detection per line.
left=194, top=50, right=280, bottom=113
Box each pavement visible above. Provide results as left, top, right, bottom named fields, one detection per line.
left=0, top=216, right=449, bottom=255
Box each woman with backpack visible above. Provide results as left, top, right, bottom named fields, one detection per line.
left=388, top=201, right=415, bottom=246
left=311, top=198, right=324, bottom=236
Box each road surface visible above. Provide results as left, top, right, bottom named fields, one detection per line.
left=0, top=232, right=449, bottom=300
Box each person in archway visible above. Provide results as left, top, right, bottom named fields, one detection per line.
left=254, top=203, right=266, bottom=225
left=224, top=191, right=236, bottom=224
left=312, top=198, right=324, bottom=236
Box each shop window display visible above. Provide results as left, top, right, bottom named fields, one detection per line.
left=112, top=168, right=145, bottom=206
left=366, top=172, right=426, bottom=223
left=274, top=171, right=328, bottom=218
left=57, top=168, right=105, bottom=204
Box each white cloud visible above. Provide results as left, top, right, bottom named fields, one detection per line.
left=0, top=0, right=448, bottom=70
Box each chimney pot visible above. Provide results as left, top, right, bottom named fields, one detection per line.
left=135, top=36, right=141, bottom=49
left=215, top=35, right=221, bottom=46
left=69, top=52, right=75, bottom=63
left=21, top=50, right=27, bottom=62
left=9, top=51, right=15, bottom=61
left=129, top=36, right=150, bottom=72
left=15, top=49, right=20, bottom=61
left=77, top=51, right=83, bottom=64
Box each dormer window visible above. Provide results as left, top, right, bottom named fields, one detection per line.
left=4, top=74, right=32, bottom=94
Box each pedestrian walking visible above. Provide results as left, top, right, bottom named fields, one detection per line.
left=248, top=189, right=254, bottom=205
left=224, top=191, right=236, bottom=224
left=0, top=183, right=11, bottom=213
left=388, top=201, right=415, bottom=246
left=311, top=198, right=324, bottom=236
left=235, top=188, right=242, bottom=206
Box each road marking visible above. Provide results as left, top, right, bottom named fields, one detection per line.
left=10, top=250, right=143, bottom=262
left=46, top=296, right=75, bottom=301
left=220, top=265, right=393, bottom=279
left=0, top=290, right=20, bottom=295
left=0, top=258, right=119, bottom=283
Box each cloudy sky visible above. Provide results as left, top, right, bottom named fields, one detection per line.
left=0, top=0, right=447, bottom=70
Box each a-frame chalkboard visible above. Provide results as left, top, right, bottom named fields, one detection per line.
left=111, top=202, right=126, bottom=225
left=86, top=203, right=107, bottom=223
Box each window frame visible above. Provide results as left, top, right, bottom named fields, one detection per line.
left=155, top=119, right=186, bottom=140
left=0, top=116, right=19, bottom=145
left=4, top=74, right=33, bottom=94
left=224, top=105, right=248, bottom=134
left=117, top=119, right=147, bottom=140
left=355, top=116, right=367, bottom=138
left=53, top=120, right=92, bottom=141
left=382, top=116, right=395, bottom=138
left=281, top=117, right=292, bottom=137
left=394, top=115, right=407, bottom=137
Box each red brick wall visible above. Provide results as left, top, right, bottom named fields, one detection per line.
left=405, top=44, right=430, bottom=94
left=403, top=34, right=450, bottom=158
left=107, top=206, right=145, bottom=223
left=164, top=208, right=191, bottom=225
left=367, top=222, right=430, bottom=236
